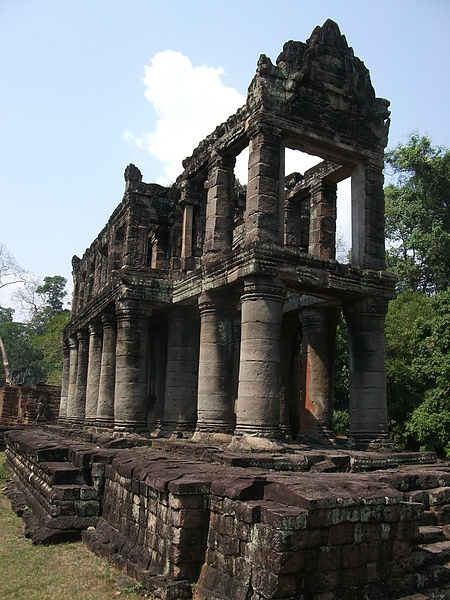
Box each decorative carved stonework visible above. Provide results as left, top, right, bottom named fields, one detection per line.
left=61, top=20, right=394, bottom=449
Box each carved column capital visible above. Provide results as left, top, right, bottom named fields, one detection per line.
left=242, top=276, right=286, bottom=303
left=179, top=179, right=203, bottom=206
left=245, top=115, right=282, bottom=142
left=115, top=297, right=153, bottom=321
left=76, top=329, right=88, bottom=345
left=343, top=297, right=389, bottom=320
left=207, top=153, right=236, bottom=175
left=198, top=291, right=238, bottom=316
left=101, top=311, right=116, bottom=329
left=68, top=335, right=78, bottom=350
left=88, top=321, right=101, bottom=337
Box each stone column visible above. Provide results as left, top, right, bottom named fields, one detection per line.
left=279, top=313, right=301, bottom=440
left=96, top=312, right=116, bottom=426
left=180, top=181, right=203, bottom=271
left=114, top=297, right=151, bottom=431
left=161, top=306, right=199, bottom=437
left=73, top=330, right=88, bottom=423
left=234, top=276, right=285, bottom=440
left=245, top=122, right=284, bottom=246
left=203, top=155, right=236, bottom=261
left=308, top=180, right=337, bottom=259
left=344, top=297, right=390, bottom=448
left=59, top=340, right=70, bottom=421
left=65, top=335, right=78, bottom=421
left=299, top=304, right=340, bottom=441
left=195, top=292, right=236, bottom=436
left=85, top=321, right=102, bottom=425
left=351, top=160, right=386, bottom=270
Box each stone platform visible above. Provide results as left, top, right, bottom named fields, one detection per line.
left=3, top=427, right=450, bottom=599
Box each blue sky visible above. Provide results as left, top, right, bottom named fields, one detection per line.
left=1, top=0, right=449, bottom=311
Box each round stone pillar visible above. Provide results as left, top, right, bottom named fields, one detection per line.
left=161, top=306, right=199, bottom=437
left=114, top=297, right=151, bottom=431
left=73, top=330, right=88, bottom=423
left=344, top=297, right=390, bottom=448
left=299, top=304, right=340, bottom=441
left=65, top=335, right=78, bottom=421
left=85, top=321, right=102, bottom=425
left=234, top=276, right=286, bottom=439
left=59, top=340, right=70, bottom=421
left=96, top=312, right=116, bottom=426
left=195, top=292, right=236, bottom=435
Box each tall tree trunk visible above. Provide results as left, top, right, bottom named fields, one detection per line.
left=0, top=334, right=11, bottom=384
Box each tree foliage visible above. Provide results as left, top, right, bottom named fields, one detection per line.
left=0, top=246, right=70, bottom=387
left=385, top=133, right=450, bottom=293
left=383, top=133, right=450, bottom=455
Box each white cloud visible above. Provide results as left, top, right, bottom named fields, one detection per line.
left=126, top=50, right=245, bottom=184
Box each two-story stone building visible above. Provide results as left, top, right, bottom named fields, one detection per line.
left=60, top=19, right=396, bottom=450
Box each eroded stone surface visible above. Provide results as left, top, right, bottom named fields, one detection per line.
left=59, top=20, right=396, bottom=449
left=4, top=429, right=450, bottom=598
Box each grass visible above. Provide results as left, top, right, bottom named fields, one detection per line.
left=0, top=452, right=148, bottom=600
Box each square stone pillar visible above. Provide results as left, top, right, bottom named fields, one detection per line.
left=114, top=298, right=152, bottom=431
left=245, top=124, right=284, bottom=247
left=84, top=322, right=102, bottom=425
left=73, top=330, right=88, bottom=423
left=344, top=297, right=390, bottom=448
left=194, top=292, right=237, bottom=437
left=58, top=341, right=70, bottom=421
left=308, top=180, right=337, bottom=259
left=160, top=306, right=199, bottom=437
left=233, top=276, right=286, bottom=445
left=65, top=335, right=78, bottom=421
left=299, top=304, right=340, bottom=442
left=96, top=312, right=116, bottom=427
left=203, top=155, right=236, bottom=261
left=180, top=181, right=203, bottom=271
left=351, top=161, right=386, bottom=270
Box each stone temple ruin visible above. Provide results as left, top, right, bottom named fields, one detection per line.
left=61, top=19, right=396, bottom=450
left=5, top=21, right=450, bottom=599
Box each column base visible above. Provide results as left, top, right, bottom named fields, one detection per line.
left=158, top=422, right=196, bottom=439
left=348, top=433, right=394, bottom=452
left=114, top=420, right=148, bottom=434
left=191, top=430, right=233, bottom=445
left=95, top=418, right=115, bottom=428
left=195, top=421, right=234, bottom=435
left=228, top=432, right=285, bottom=453
left=297, top=428, right=336, bottom=447
left=65, top=417, right=85, bottom=427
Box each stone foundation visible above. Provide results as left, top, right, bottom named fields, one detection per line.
left=4, top=428, right=450, bottom=598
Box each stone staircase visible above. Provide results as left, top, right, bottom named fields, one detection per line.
left=4, top=428, right=113, bottom=543
left=390, top=469, right=450, bottom=600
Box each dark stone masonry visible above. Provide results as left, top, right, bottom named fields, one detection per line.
left=61, top=19, right=396, bottom=448
left=4, top=20, right=450, bottom=599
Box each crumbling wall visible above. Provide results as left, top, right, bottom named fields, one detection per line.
left=0, top=384, right=61, bottom=426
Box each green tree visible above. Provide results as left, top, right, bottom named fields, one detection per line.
left=385, top=291, right=433, bottom=443
left=36, top=275, right=68, bottom=318
left=384, top=133, right=450, bottom=293
left=27, top=276, right=69, bottom=383
left=406, top=291, right=450, bottom=457
left=0, top=319, right=43, bottom=386
left=32, top=310, right=70, bottom=385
